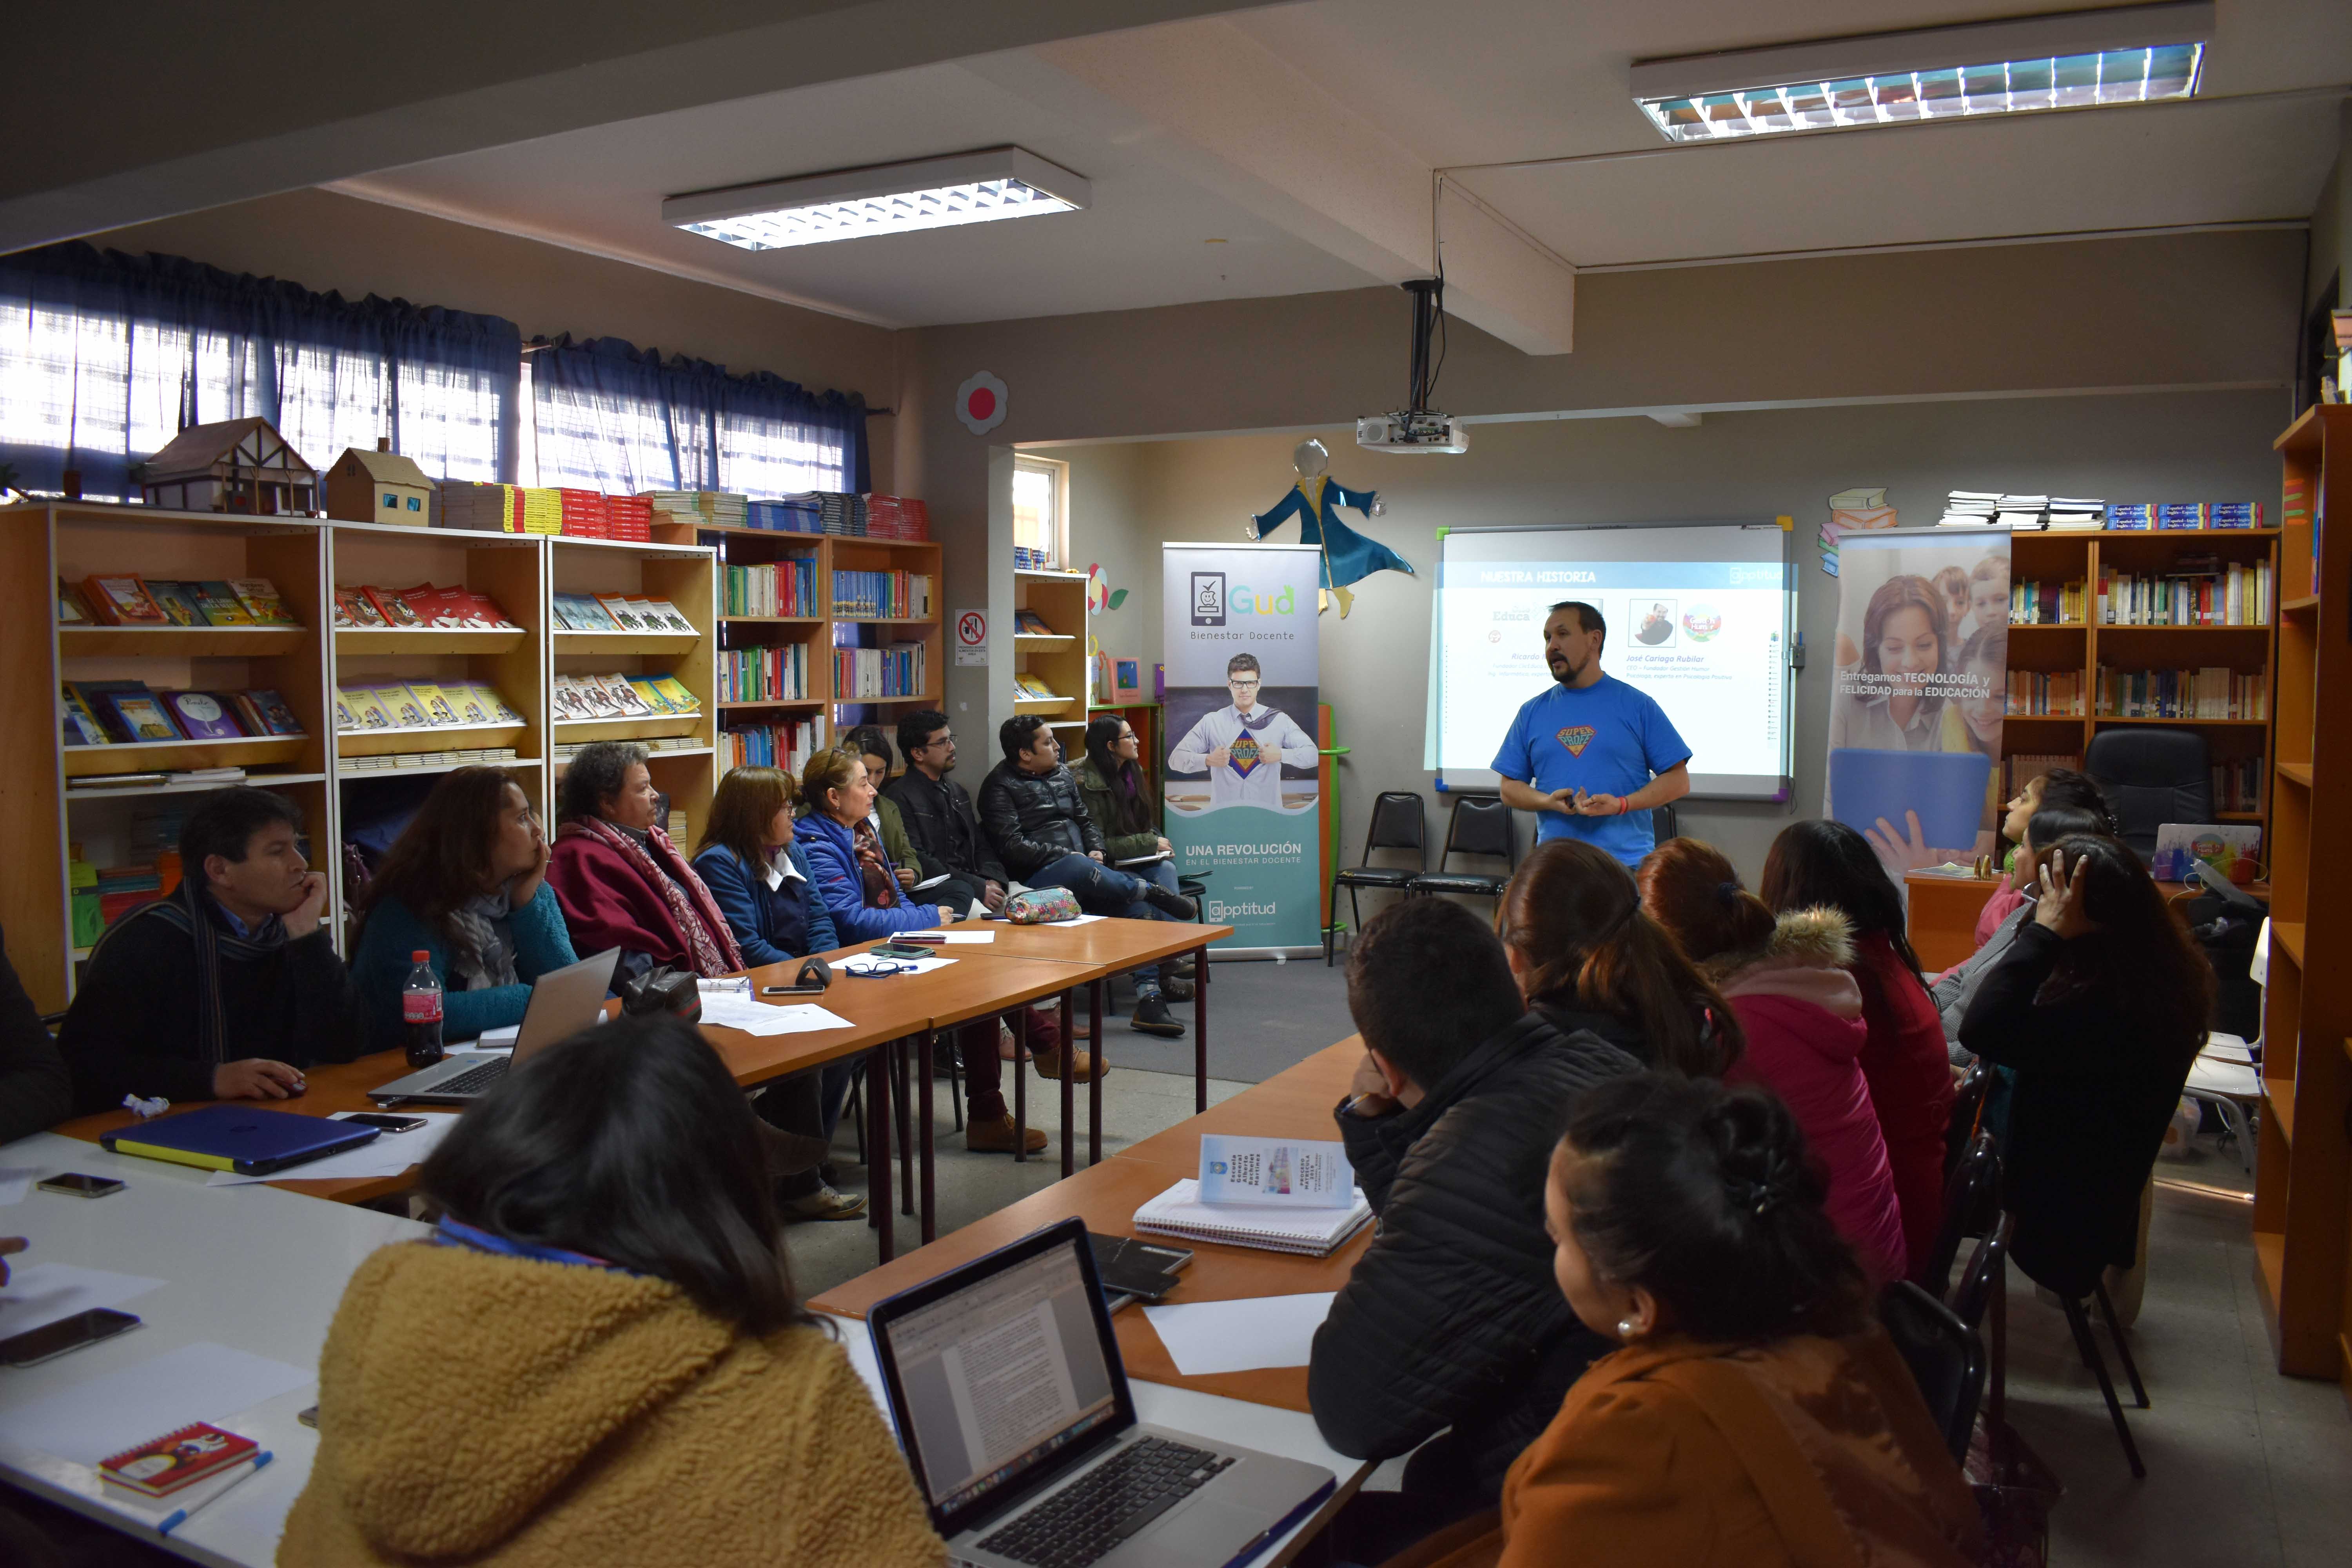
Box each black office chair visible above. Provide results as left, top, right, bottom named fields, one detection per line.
left=1915, top=1130, right=2000, bottom=1296
left=2085, top=727, right=2213, bottom=864
left=1944, top=1060, right=1990, bottom=1180
left=1326, top=791, right=1427, bottom=965
left=1877, top=1281, right=1985, bottom=1465
left=1406, top=795, right=1518, bottom=908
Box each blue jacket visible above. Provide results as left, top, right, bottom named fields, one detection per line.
left=351, top=884, right=579, bottom=1050
left=793, top=813, right=936, bottom=943
left=690, top=840, right=840, bottom=967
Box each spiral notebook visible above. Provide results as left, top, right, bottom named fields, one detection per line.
left=1133, top=1178, right=1372, bottom=1258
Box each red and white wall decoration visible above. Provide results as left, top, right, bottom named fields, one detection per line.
left=955, top=371, right=1009, bottom=435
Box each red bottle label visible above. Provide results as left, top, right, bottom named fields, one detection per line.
left=403, top=991, right=443, bottom=1024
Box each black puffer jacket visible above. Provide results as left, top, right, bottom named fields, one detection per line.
left=1308, top=1010, right=1642, bottom=1506
left=884, top=768, right=1007, bottom=885
left=977, top=760, right=1101, bottom=878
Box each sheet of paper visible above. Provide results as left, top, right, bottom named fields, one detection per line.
left=0, top=1167, right=38, bottom=1205
left=1197, top=1135, right=1357, bottom=1208
left=0, top=1262, right=167, bottom=1339
left=840, top=955, right=958, bottom=977
left=0, top=1342, right=313, bottom=1467
left=909, top=930, right=995, bottom=943
left=204, top=1111, right=461, bottom=1186
left=695, top=994, right=855, bottom=1037
left=1142, top=1292, right=1338, bottom=1376
left=1047, top=913, right=1107, bottom=926
left=471, top=1024, right=519, bottom=1049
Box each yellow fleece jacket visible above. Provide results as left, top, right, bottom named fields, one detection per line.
left=279, top=1241, right=944, bottom=1566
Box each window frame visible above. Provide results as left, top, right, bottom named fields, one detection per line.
left=1012, top=454, right=1069, bottom=568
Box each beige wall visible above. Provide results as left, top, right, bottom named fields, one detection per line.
left=88, top=189, right=903, bottom=488
left=1063, top=392, right=2287, bottom=892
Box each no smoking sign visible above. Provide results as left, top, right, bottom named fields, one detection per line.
left=954, top=608, right=989, bottom=666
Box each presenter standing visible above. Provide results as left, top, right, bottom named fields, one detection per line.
left=1493, top=601, right=1691, bottom=867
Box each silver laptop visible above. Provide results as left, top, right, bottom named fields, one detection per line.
left=368, top=948, right=619, bottom=1104
left=871, top=1218, right=1334, bottom=1568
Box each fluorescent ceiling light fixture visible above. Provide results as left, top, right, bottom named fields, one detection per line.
left=664, top=147, right=1089, bottom=250
left=1630, top=2, right=2211, bottom=143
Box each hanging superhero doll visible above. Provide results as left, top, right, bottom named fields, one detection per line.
left=1248, top=438, right=1415, bottom=617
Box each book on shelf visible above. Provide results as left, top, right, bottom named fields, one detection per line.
left=363, top=586, right=424, bottom=628
left=390, top=584, right=461, bottom=629
left=650, top=674, right=698, bottom=714
left=628, top=676, right=676, bottom=715
left=1014, top=609, right=1056, bottom=635
left=373, top=684, right=430, bottom=728
left=2004, top=670, right=2082, bottom=717
left=1013, top=672, right=1057, bottom=701
left=2094, top=665, right=2268, bottom=720
left=595, top=593, right=648, bottom=632
left=602, top=674, right=656, bottom=717
left=339, top=686, right=392, bottom=730
left=2007, top=579, right=2086, bottom=625
left=83, top=575, right=170, bottom=626
left=2002, top=751, right=2083, bottom=800
left=720, top=560, right=817, bottom=618
left=332, top=586, right=387, bottom=629
left=163, top=691, right=243, bottom=740
left=1132, top=1177, right=1372, bottom=1258
left=60, top=686, right=109, bottom=746
left=230, top=690, right=304, bottom=737
left=408, top=682, right=461, bottom=726
left=57, top=578, right=95, bottom=624
left=147, top=581, right=209, bottom=626
left=229, top=578, right=295, bottom=625
left=2097, top=559, right=2270, bottom=626
left=2212, top=757, right=2265, bottom=814
left=184, top=582, right=250, bottom=626
left=719, top=643, right=808, bottom=702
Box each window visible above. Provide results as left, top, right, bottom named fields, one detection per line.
left=1013, top=456, right=1065, bottom=566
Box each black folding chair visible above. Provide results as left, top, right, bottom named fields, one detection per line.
left=1405, top=795, right=1518, bottom=909
left=1914, top=1129, right=2000, bottom=1295
left=1878, top=1280, right=1986, bottom=1466
left=1945, top=1060, right=1991, bottom=1179
left=1325, top=791, right=1427, bottom=965
left=2055, top=1270, right=2151, bottom=1478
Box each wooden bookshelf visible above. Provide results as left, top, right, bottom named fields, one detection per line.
left=1016, top=569, right=1090, bottom=737
left=6, top=501, right=332, bottom=1013
left=2253, top=405, right=2352, bottom=1396
left=2, top=501, right=724, bottom=1008
left=661, top=519, right=942, bottom=776
left=549, top=535, right=718, bottom=838
left=1996, top=526, right=2279, bottom=848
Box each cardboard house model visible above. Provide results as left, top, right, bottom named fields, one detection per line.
left=136, top=417, right=318, bottom=515
left=326, top=439, right=438, bottom=526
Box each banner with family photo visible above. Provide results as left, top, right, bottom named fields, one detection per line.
left=1826, top=527, right=2014, bottom=873
left=1161, top=543, right=1323, bottom=951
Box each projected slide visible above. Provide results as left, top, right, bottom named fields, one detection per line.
left=1435, top=542, right=1791, bottom=796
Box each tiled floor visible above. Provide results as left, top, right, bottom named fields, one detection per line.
left=1995, top=1143, right=2351, bottom=1566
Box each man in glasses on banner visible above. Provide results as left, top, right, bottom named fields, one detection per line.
left=1169, top=652, right=1319, bottom=813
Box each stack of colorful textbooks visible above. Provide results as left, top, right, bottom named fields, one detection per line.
left=718, top=643, right=808, bottom=702
left=335, top=681, right=524, bottom=732
left=64, top=683, right=304, bottom=746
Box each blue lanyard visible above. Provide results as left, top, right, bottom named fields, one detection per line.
left=432, top=1218, right=634, bottom=1275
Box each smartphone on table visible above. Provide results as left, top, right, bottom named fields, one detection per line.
left=0, top=1308, right=142, bottom=1367
left=339, top=1113, right=428, bottom=1134
left=37, top=1172, right=125, bottom=1198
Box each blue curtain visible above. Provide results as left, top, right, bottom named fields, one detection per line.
left=0, top=242, right=520, bottom=498
left=533, top=335, right=867, bottom=497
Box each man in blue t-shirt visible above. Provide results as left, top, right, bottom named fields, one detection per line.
left=1491, top=601, right=1692, bottom=867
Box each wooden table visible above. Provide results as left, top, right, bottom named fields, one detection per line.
left=810, top=1037, right=1366, bottom=1414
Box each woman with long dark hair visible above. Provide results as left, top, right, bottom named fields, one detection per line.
left=280, top=1014, right=943, bottom=1565
left=1959, top=835, right=2214, bottom=1298
left=1639, top=838, right=1908, bottom=1282
left=1760, top=819, right=1954, bottom=1274
left=351, top=768, right=577, bottom=1049
left=1076, top=716, right=1192, bottom=1000
left=1494, top=838, right=1740, bottom=1078
left=1399, top=1074, right=1978, bottom=1567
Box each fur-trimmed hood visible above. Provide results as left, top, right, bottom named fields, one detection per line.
left=1704, top=907, right=1865, bottom=1021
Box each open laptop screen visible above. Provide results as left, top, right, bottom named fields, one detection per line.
left=881, top=1241, right=1121, bottom=1518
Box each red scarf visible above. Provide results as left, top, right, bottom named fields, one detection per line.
left=559, top=817, right=744, bottom=977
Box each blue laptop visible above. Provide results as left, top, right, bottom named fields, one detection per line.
left=100, top=1105, right=380, bottom=1176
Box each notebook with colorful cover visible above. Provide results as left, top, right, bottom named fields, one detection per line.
left=100, top=1423, right=262, bottom=1498
left=1132, top=1177, right=1372, bottom=1258
left=163, top=691, right=244, bottom=740
left=650, top=675, right=699, bottom=713
left=106, top=691, right=184, bottom=743
left=100, top=1104, right=378, bottom=1174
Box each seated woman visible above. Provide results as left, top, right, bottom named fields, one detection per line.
left=1958, top=836, right=2212, bottom=1305
left=797, top=748, right=1058, bottom=1155
left=1972, top=766, right=2117, bottom=946
left=1760, top=820, right=1953, bottom=1280
left=1077, top=715, right=1193, bottom=1001
left=351, top=768, right=578, bottom=1049
left=1401, top=1073, right=1979, bottom=1568
left=843, top=726, right=927, bottom=897
left=279, top=1013, right=944, bottom=1566
left=1494, top=838, right=1738, bottom=1078
left=1932, top=803, right=2108, bottom=1045
left=691, top=767, right=862, bottom=1223
left=546, top=741, right=743, bottom=981
left=1639, top=839, right=1908, bottom=1283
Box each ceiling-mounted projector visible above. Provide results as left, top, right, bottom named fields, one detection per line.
left=1356, top=411, right=1468, bottom=454
left=1358, top=278, right=1466, bottom=455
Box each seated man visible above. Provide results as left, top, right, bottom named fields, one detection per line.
left=60, top=788, right=367, bottom=1114
left=978, top=716, right=1195, bottom=1039
left=884, top=710, right=1008, bottom=917
left=1308, top=897, right=1641, bottom=1548
left=0, top=926, right=71, bottom=1142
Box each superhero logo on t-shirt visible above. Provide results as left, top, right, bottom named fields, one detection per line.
left=1556, top=726, right=1596, bottom=757
left=1227, top=732, right=1265, bottom=777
